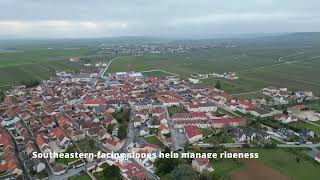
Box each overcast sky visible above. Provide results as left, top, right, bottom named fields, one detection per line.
left=0, top=0, right=319, bottom=38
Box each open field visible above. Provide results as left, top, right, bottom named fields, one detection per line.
left=0, top=60, right=84, bottom=85
left=239, top=148, right=320, bottom=180
left=1, top=34, right=320, bottom=95
left=108, top=47, right=320, bottom=95
left=231, top=158, right=290, bottom=180
left=0, top=48, right=90, bottom=67
left=0, top=48, right=92, bottom=86
left=211, top=159, right=244, bottom=178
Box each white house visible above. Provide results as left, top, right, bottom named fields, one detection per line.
left=315, top=153, right=320, bottom=163
left=192, top=158, right=214, bottom=173
left=1, top=116, right=20, bottom=127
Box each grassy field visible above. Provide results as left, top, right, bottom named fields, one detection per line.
left=243, top=148, right=320, bottom=180
left=0, top=61, right=85, bottom=85
left=289, top=121, right=320, bottom=134
left=0, top=35, right=319, bottom=96
left=210, top=159, right=244, bottom=179
left=1, top=35, right=320, bottom=95
left=0, top=48, right=89, bottom=67
left=107, top=47, right=320, bottom=95
left=0, top=48, right=91, bottom=86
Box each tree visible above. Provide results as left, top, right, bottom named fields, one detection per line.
left=200, top=173, right=211, bottom=180
left=107, top=124, right=114, bottom=134
left=117, top=124, right=128, bottom=140
left=169, top=164, right=198, bottom=180
left=154, top=158, right=181, bottom=176
left=215, top=80, right=221, bottom=90
left=151, top=117, right=160, bottom=125
left=164, top=132, right=171, bottom=138
left=88, top=139, right=95, bottom=148
left=206, top=136, right=219, bottom=145
left=20, top=80, right=41, bottom=88
left=282, top=106, right=288, bottom=115
left=193, top=144, right=201, bottom=152
left=183, top=142, right=191, bottom=152
left=0, top=90, right=4, bottom=103
left=102, top=164, right=121, bottom=180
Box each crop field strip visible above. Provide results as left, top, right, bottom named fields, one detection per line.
left=107, top=47, right=320, bottom=95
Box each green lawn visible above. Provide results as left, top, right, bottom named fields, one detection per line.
left=245, top=148, right=320, bottom=180
left=289, top=121, right=320, bottom=134
left=259, top=118, right=320, bottom=135
left=216, top=107, right=241, bottom=118
left=313, top=121, right=320, bottom=126
left=200, top=128, right=213, bottom=137
left=75, top=137, right=100, bottom=153
left=143, top=135, right=165, bottom=148
left=31, top=170, right=49, bottom=179
left=203, top=132, right=235, bottom=144
left=56, top=146, right=79, bottom=165
left=168, top=105, right=188, bottom=116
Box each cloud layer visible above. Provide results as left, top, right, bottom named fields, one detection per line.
left=1, top=0, right=319, bottom=38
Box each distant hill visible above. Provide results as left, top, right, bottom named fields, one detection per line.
left=1, top=32, right=320, bottom=49
left=233, top=32, right=320, bottom=48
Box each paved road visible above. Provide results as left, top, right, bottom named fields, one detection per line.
left=49, top=166, right=85, bottom=180
left=139, top=69, right=179, bottom=76
left=276, top=143, right=320, bottom=148
left=7, top=129, right=32, bottom=180
left=302, top=119, right=320, bottom=128
left=196, top=142, right=320, bottom=149
left=117, top=109, right=158, bottom=180
left=278, top=51, right=304, bottom=63
left=165, top=107, right=187, bottom=150
left=99, top=57, right=122, bottom=77
left=196, top=143, right=250, bottom=148
left=231, top=91, right=260, bottom=96
left=236, top=54, right=320, bottom=73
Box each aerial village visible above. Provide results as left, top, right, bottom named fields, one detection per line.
left=0, top=65, right=320, bottom=180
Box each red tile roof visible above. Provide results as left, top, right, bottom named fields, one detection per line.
left=211, top=117, right=245, bottom=124
left=140, top=143, right=161, bottom=149
left=184, top=125, right=202, bottom=138
left=36, top=134, right=46, bottom=146
left=84, top=97, right=106, bottom=105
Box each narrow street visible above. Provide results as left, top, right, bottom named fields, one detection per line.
left=6, top=128, right=32, bottom=180
left=164, top=107, right=187, bottom=151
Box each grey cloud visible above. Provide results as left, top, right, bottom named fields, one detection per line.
left=0, top=0, right=319, bottom=38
